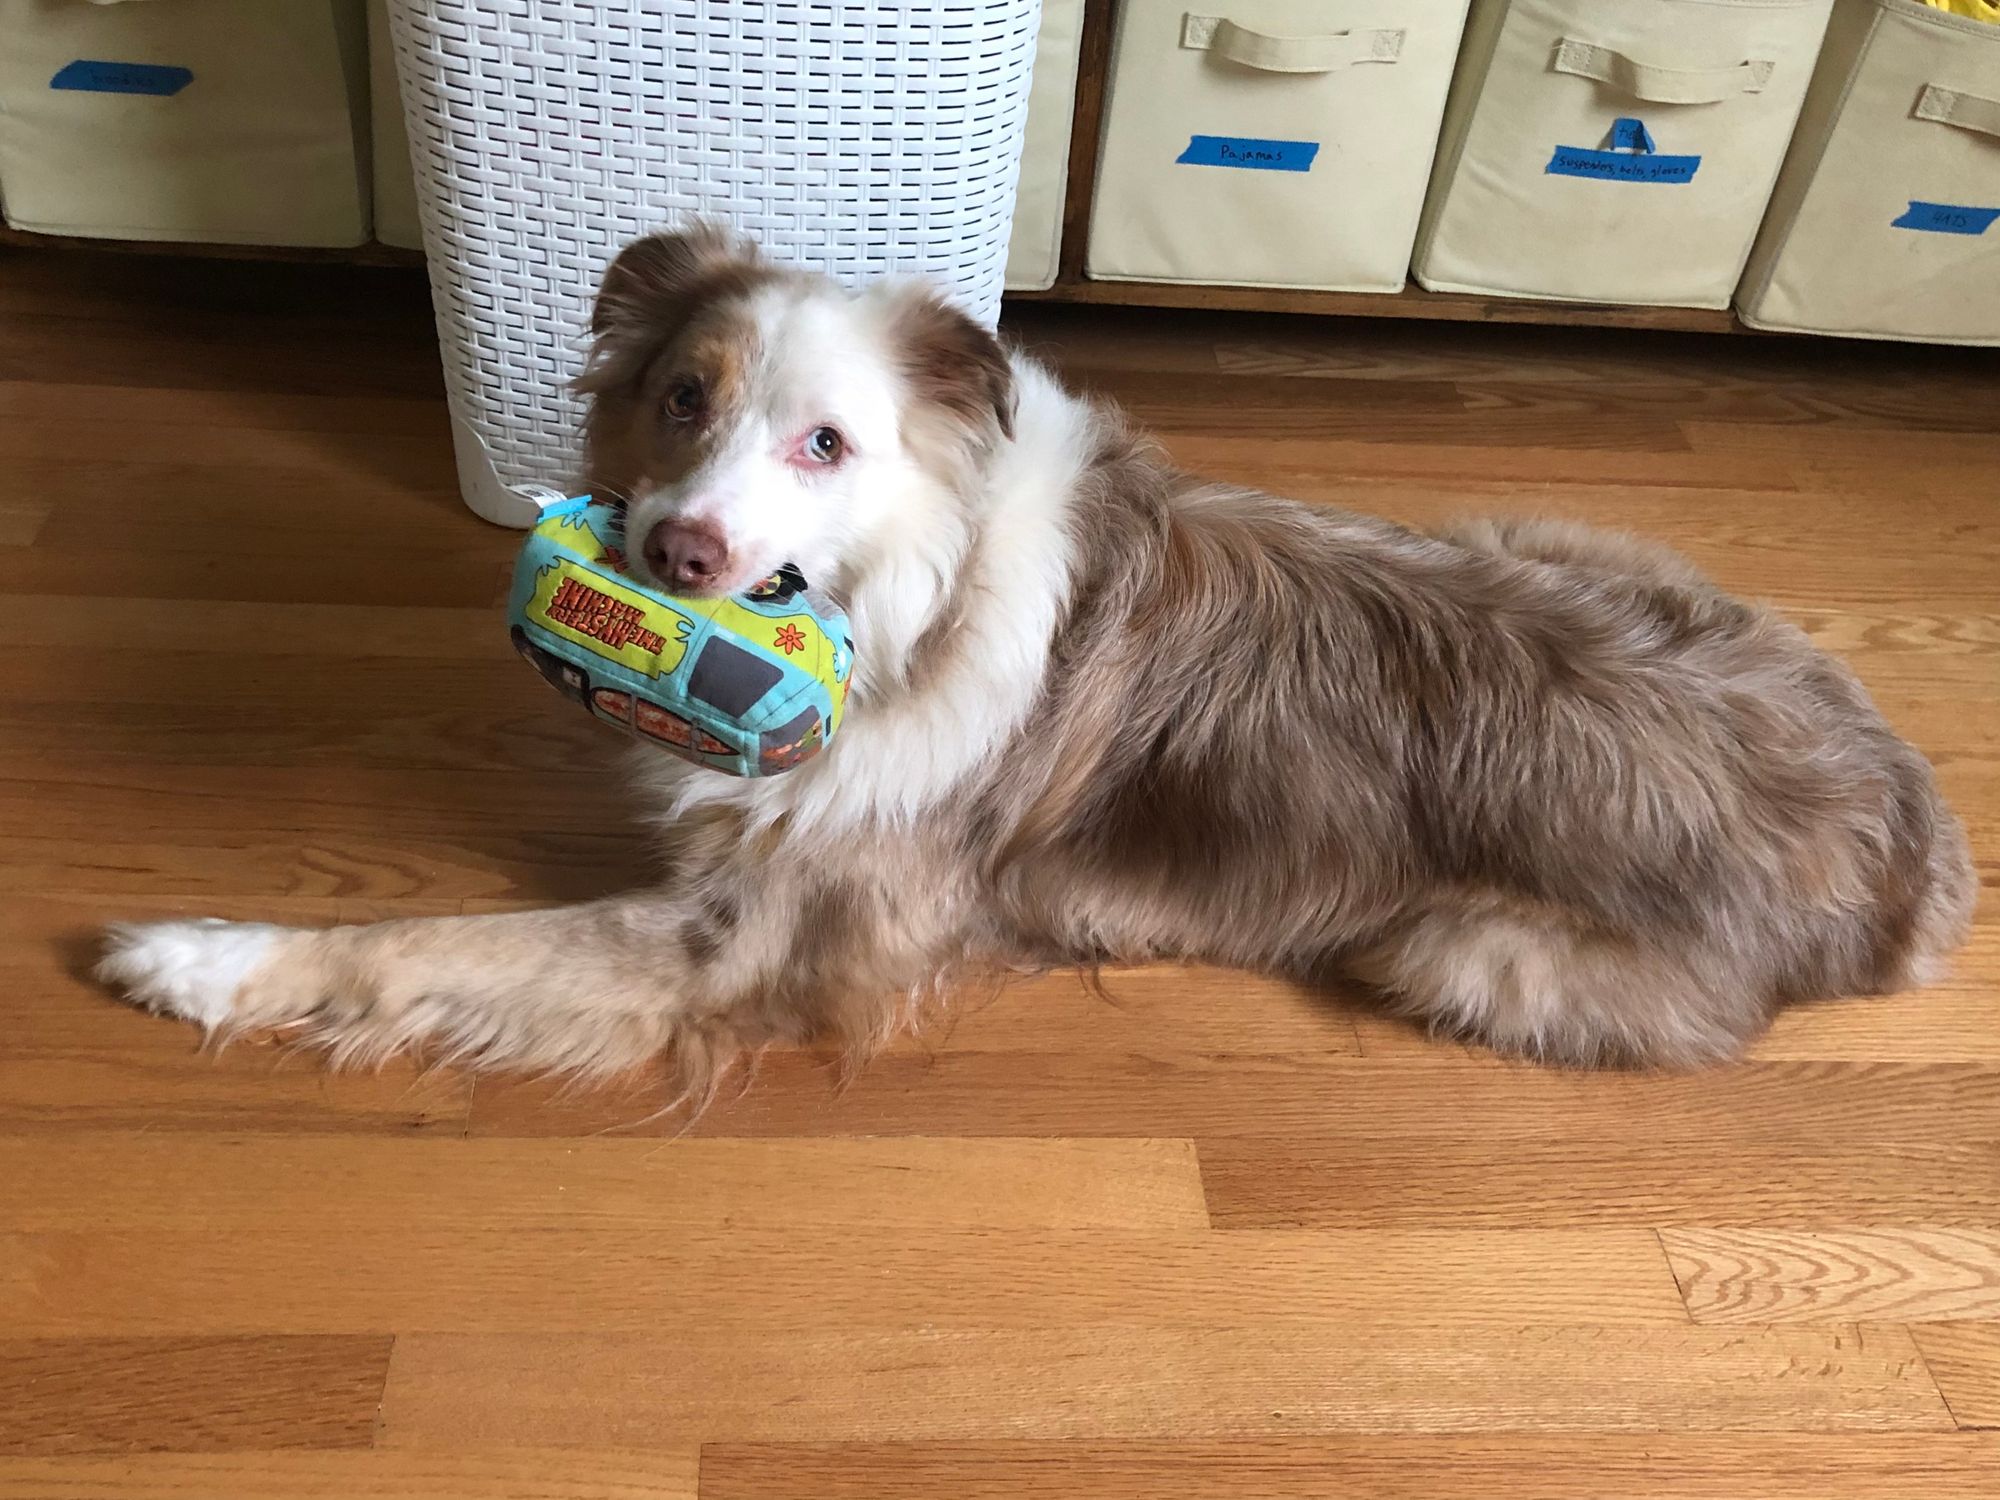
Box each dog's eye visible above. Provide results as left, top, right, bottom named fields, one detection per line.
left=805, top=426, right=844, bottom=464
left=663, top=382, right=703, bottom=421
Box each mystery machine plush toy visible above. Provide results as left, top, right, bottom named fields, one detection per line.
left=507, top=497, right=853, bottom=777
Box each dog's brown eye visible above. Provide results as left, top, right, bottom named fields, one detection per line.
left=805, top=426, right=844, bottom=464
left=663, top=382, right=703, bottom=421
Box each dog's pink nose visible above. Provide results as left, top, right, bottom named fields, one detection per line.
left=644, top=519, right=729, bottom=591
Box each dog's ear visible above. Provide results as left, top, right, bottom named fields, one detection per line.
left=589, top=222, right=761, bottom=339
left=878, top=282, right=1016, bottom=448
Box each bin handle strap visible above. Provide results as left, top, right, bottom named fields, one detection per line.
left=1181, top=14, right=1404, bottom=74
left=1552, top=38, right=1774, bottom=104
left=1915, top=83, right=2000, bottom=141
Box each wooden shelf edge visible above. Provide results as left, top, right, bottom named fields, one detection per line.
left=1008, top=275, right=1747, bottom=334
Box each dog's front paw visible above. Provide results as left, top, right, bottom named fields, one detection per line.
left=96, top=919, right=290, bottom=1031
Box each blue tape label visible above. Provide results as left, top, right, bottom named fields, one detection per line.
left=1546, top=147, right=1702, bottom=183
left=1177, top=135, right=1319, bottom=172
left=1891, top=201, right=2000, bottom=236
left=1608, top=118, right=1655, bottom=153
left=1546, top=117, right=1699, bottom=184
left=50, top=59, right=193, bottom=96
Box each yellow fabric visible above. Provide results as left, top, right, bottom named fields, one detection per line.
left=1921, top=0, right=2000, bottom=23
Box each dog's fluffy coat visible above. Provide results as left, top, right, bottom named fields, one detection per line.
left=100, top=228, right=1976, bottom=1097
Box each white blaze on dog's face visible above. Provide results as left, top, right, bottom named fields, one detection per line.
left=621, top=283, right=903, bottom=597
left=579, top=226, right=1013, bottom=600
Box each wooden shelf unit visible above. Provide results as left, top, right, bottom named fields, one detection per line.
left=1015, top=0, right=1746, bottom=334
left=0, top=0, right=1748, bottom=336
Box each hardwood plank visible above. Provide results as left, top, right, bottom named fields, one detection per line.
left=1665, top=1231, right=2000, bottom=1325
left=0, top=1050, right=469, bottom=1137
left=1207, top=332, right=2000, bottom=424
left=1004, top=307, right=1228, bottom=378
left=0, top=380, right=447, bottom=437
left=1914, top=1324, right=2000, bottom=1429
left=0, top=1337, right=391, bottom=1456
left=1358, top=986, right=2000, bottom=1068
left=1199, top=1141, right=2000, bottom=1230
left=0, top=646, right=533, bottom=710
left=0, top=657, right=606, bottom=774
left=0, top=1229, right=1686, bottom=1336
left=0, top=270, right=444, bottom=399
left=1681, top=430, right=2000, bottom=512
left=0, top=1135, right=1210, bottom=1234
left=0, top=765, right=621, bottom=843
left=378, top=1325, right=1950, bottom=1444
left=0, top=313, right=444, bottom=400
left=0, top=416, right=450, bottom=482
left=1083, top=363, right=1715, bottom=453
left=0, top=543, right=507, bottom=610
left=0, top=1449, right=698, bottom=1500
left=0, top=595, right=497, bottom=661
left=1684, top=420, right=2000, bottom=471
left=22, top=457, right=479, bottom=544
left=699, top=1434, right=2000, bottom=1500
left=1155, top=433, right=1802, bottom=492
left=0, top=494, right=51, bottom=546
left=469, top=1053, right=2000, bottom=1141
left=0, top=756, right=643, bottom=901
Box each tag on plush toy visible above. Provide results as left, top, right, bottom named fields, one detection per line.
left=507, top=497, right=853, bottom=776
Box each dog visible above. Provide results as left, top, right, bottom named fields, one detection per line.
left=98, top=225, right=1976, bottom=1100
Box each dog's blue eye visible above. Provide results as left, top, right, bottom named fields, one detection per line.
left=806, top=426, right=844, bottom=463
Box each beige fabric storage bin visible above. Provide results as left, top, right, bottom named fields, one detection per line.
left=1087, top=1, right=1473, bottom=292
left=1738, top=0, right=2000, bottom=343
left=1415, top=0, right=1835, bottom=307
left=1005, top=0, right=1085, bottom=290
left=369, top=0, right=423, bottom=250
left=0, top=0, right=370, bottom=246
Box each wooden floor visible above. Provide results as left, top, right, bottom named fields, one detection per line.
left=1, top=248, right=1996, bottom=1498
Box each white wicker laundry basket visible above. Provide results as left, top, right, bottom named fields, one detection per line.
left=385, top=0, right=1041, bottom=526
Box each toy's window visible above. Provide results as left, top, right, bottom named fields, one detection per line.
left=688, top=639, right=785, bottom=717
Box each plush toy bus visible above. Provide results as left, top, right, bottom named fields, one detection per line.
left=507, top=497, right=853, bottom=777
